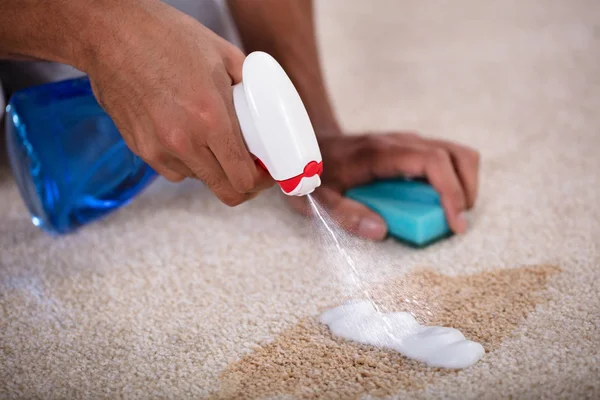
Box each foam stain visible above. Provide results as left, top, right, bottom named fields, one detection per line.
left=320, top=300, right=485, bottom=369
left=212, top=264, right=560, bottom=399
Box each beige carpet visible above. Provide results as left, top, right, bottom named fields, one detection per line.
left=1, top=0, right=599, bottom=398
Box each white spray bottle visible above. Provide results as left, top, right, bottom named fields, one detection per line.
left=233, top=51, right=323, bottom=196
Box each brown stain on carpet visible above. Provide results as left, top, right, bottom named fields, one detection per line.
left=212, top=265, right=560, bottom=399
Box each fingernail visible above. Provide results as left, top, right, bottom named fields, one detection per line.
left=456, top=212, right=468, bottom=233
left=358, top=218, right=387, bottom=240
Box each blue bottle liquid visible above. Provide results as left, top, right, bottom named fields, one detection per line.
left=5, top=77, right=156, bottom=234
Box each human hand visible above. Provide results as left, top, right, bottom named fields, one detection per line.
left=286, top=133, right=480, bottom=240
left=85, top=1, right=273, bottom=206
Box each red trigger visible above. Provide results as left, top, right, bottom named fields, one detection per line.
left=277, top=160, right=323, bottom=193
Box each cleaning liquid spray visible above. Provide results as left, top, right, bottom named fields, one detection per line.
left=5, top=52, right=323, bottom=234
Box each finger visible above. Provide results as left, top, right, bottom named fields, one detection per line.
left=207, top=90, right=275, bottom=194
left=247, top=167, right=275, bottom=193
left=209, top=134, right=275, bottom=193
left=306, top=187, right=388, bottom=241
left=354, top=138, right=468, bottom=233
left=430, top=139, right=480, bottom=209
left=423, top=148, right=468, bottom=234
left=185, top=146, right=258, bottom=207
left=383, top=134, right=478, bottom=214
left=221, top=43, right=245, bottom=84
left=353, top=137, right=430, bottom=182
left=145, top=155, right=187, bottom=182
left=381, top=135, right=480, bottom=210
left=134, top=141, right=187, bottom=183
left=161, top=157, right=195, bottom=179
left=149, top=163, right=186, bottom=183
left=379, top=134, right=479, bottom=206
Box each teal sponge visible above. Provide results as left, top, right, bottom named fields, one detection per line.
left=346, top=179, right=451, bottom=247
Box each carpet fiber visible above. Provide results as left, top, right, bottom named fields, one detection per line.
left=1, top=0, right=599, bottom=398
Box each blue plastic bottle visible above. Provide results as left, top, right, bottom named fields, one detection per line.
left=5, top=77, right=156, bottom=234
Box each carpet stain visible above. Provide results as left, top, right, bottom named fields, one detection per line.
left=212, top=265, right=561, bottom=399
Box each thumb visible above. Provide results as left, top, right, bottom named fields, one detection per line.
left=331, top=196, right=388, bottom=241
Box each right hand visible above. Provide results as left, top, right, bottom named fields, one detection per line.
left=84, top=1, right=274, bottom=206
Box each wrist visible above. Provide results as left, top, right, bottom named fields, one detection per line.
left=312, top=117, right=343, bottom=139
left=306, top=97, right=343, bottom=138
left=72, top=1, right=150, bottom=74
left=33, top=0, right=161, bottom=74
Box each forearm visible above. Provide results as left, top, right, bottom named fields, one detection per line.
left=228, top=0, right=341, bottom=137
left=1, top=1, right=92, bottom=67
left=0, top=0, right=158, bottom=73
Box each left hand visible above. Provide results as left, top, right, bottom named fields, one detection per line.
left=285, top=132, right=480, bottom=241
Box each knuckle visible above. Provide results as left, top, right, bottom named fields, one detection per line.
left=198, top=105, right=222, bottom=133
left=232, top=174, right=258, bottom=193
left=355, top=135, right=383, bottom=159
left=224, top=46, right=246, bottom=68
left=198, top=173, right=220, bottom=190
left=354, top=146, right=373, bottom=164
left=192, top=163, right=224, bottom=191
left=365, top=135, right=386, bottom=152
left=151, top=162, right=185, bottom=183
left=158, top=128, right=189, bottom=154
left=229, top=46, right=246, bottom=62
left=428, top=147, right=451, bottom=164
left=140, top=146, right=164, bottom=165
left=451, top=186, right=467, bottom=208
